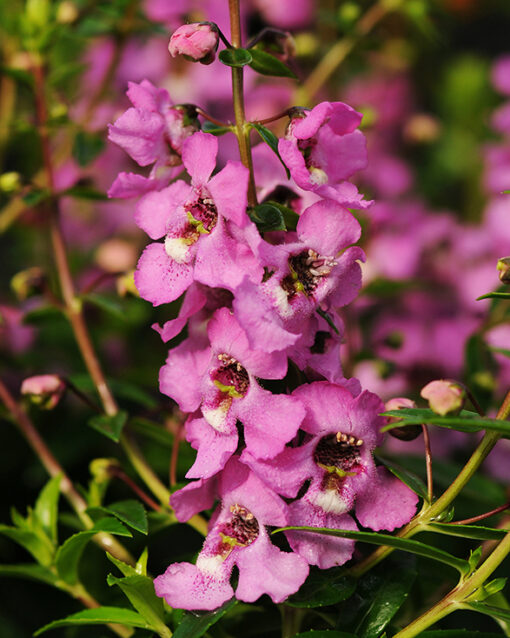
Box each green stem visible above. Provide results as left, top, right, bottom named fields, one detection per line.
left=280, top=605, right=304, bottom=638
left=67, top=582, right=133, bottom=638
left=228, top=0, right=257, bottom=207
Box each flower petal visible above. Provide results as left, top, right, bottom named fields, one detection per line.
left=182, top=131, right=218, bottom=185
left=135, top=242, right=194, bottom=305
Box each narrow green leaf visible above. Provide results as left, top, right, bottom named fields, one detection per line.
left=130, top=418, right=174, bottom=446
left=381, top=408, right=510, bottom=438
left=106, top=551, right=139, bottom=577
left=377, top=457, right=429, bottom=501
left=62, top=186, right=109, bottom=200
left=248, top=48, right=297, bottom=78
left=287, top=569, right=356, bottom=608
left=55, top=517, right=132, bottom=584
left=477, top=291, right=510, bottom=301
left=173, top=597, right=237, bottom=638
left=136, top=547, right=148, bottom=576
left=295, top=633, right=356, bottom=638
left=316, top=308, right=341, bottom=335
left=274, top=527, right=469, bottom=574
left=251, top=122, right=291, bottom=179
left=490, top=346, right=510, bottom=358
left=201, top=121, right=232, bottom=136
left=82, top=293, right=126, bottom=321
left=355, top=557, right=417, bottom=638
left=465, top=602, right=510, bottom=623
left=107, top=573, right=171, bottom=637
left=33, top=606, right=149, bottom=635
left=427, top=523, right=508, bottom=541
left=72, top=131, right=105, bottom=166
left=420, top=632, right=503, bottom=638
left=22, top=188, right=50, bottom=206
left=98, top=500, right=148, bottom=535
left=0, top=563, right=58, bottom=586
left=34, top=474, right=61, bottom=545
left=249, top=202, right=286, bottom=232
left=0, top=524, right=54, bottom=566
left=218, top=48, right=252, bottom=67
left=88, top=411, right=128, bottom=442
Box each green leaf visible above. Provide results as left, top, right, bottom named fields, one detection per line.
left=420, top=632, right=504, bottom=637
left=88, top=411, right=128, bottom=442
left=106, top=551, right=139, bottom=577
left=287, top=569, right=356, bottom=608
left=72, top=131, right=105, bottom=166
left=130, top=418, right=174, bottom=446
left=95, top=500, right=148, bottom=535
left=34, top=474, right=61, bottom=545
left=377, top=456, right=429, bottom=502
left=107, top=573, right=171, bottom=637
left=82, top=293, right=126, bottom=321
left=34, top=606, right=149, bottom=635
left=248, top=48, right=296, bottom=78
left=219, top=48, right=252, bottom=67
left=490, top=346, right=510, bottom=358
left=354, top=557, right=417, bottom=638
left=251, top=122, right=291, bottom=179
left=465, top=602, right=510, bottom=623
left=0, top=563, right=58, bottom=586
left=249, top=203, right=286, bottom=232
left=274, top=527, right=469, bottom=575
left=22, top=305, right=64, bottom=325
left=427, top=523, right=508, bottom=541
left=62, top=186, right=109, bottom=200
left=22, top=188, right=50, bottom=206
left=381, top=408, right=510, bottom=437
left=477, top=291, right=510, bottom=301
left=295, top=633, right=356, bottom=638
left=201, top=121, right=232, bottom=136
left=0, top=65, right=34, bottom=87
left=0, top=525, right=54, bottom=566
left=71, top=373, right=157, bottom=409
left=316, top=308, right=341, bottom=335
left=173, top=597, right=237, bottom=638
left=55, top=517, right=132, bottom=585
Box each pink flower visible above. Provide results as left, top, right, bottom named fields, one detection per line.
left=492, top=55, right=510, bottom=96
left=168, top=23, right=219, bottom=65
left=278, top=102, right=370, bottom=206
left=242, top=382, right=418, bottom=568
left=21, top=375, right=66, bottom=410
left=154, top=458, right=309, bottom=610
left=159, top=307, right=305, bottom=476
left=134, top=131, right=262, bottom=305
left=421, top=380, right=465, bottom=416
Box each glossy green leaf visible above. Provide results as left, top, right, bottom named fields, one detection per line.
left=275, top=527, right=469, bottom=574
left=107, top=573, right=171, bottom=637
left=94, top=500, right=148, bottom=535
left=248, top=48, right=297, bottom=78
left=88, top=411, right=128, bottom=442
left=381, top=408, right=510, bottom=437
left=33, top=606, right=149, bottom=635
left=0, top=524, right=54, bottom=566
left=427, top=523, right=508, bottom=540
left=34, top=474, right=61, bottom=544
left=0, top=563, right=58, bottom=586
left=173, top=597, right=237, bottom=638
left=55, top=517, right=132, bottom=584
left=465, top=602, right=510, bottom=623
left=218, top=47, right=252, bottom=67
left=249, top=202, right=286, bottom=232
left=354, top=557, right=417, bottom=638
left=377, top=456, right=429, bottom=501
left=477, top=291, right=510, bottom=300
left=82, top=293, right=126, bottom=321
left=251, top=122, right=291, bottom=178
left=201, top=121, right=232, bottom=136
left=287, top=568, right=356, bottom=608
left=266, top=200, right=299, bottom=231
left=72, top=131, right=105, bottom=166
left=106, top=551, right=139, bottom=577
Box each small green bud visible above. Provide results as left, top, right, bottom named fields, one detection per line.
left=0, top=172, right=21, bottom=193
left=11, top=267, right=46, bottom=301
left=338, top=2, right=361, bottom=28
left=90, top=458, right=119, bottom=483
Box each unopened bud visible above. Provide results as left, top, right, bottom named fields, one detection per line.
left=497, top=257, right=510, bottom=284
left=385, top=397, right=422, bottom=440
left=90, top=457, right=119, bottom=483
left=0, top=172, right=21, bottom=193
left=21, top=374, right=65, bottom=410
left=421, top=379, right=465, bottom=416
left=95, top=239, right=137, bottom=274
left=116, top=270, right=138, bottom=297
left=293, top=33, right=318, bottom=57
left=11, top=267, right=46, bottom=301
left=404, top=113, right=441, bottom=144
left=168, top=22, right=219, bottom=65
left=56, top=1, right=78, bottom=24
left=251, top=28, right=296, bottom=62
left=338, top=2, right=361, bottom=28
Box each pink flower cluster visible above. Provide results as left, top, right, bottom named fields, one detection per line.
left=109, top=79, right=418, bottom=610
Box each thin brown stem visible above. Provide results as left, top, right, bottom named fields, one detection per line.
left=169, top=418, right=183, bottom=488
left=451, top=502, right=510, bottom=526
left=195, top=107, right=230, bottom=128
left=80, top=271, right=124, bottom=295
left=0, top=378, right=134, bottom=565
left=109, top=467, right=162, bottom=512
left=252, top=108, right=292, bottom=126
left=63, top=377, right=103, bottom=413
left=422, top=424, right=434, bottom=503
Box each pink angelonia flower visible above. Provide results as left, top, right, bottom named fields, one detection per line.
left=108, top=80, right=199, bottom=198
left=278, top=102, right=371, bottom=207
left=242, top=382, right=418, bottom=569
left=134, top=131, right=263, bottom=305
left=154, top=457, right=309, bottom=610
left=491, top=55, right=510, bottom=96
left=233, top=199, right=364, bottom=353
left=168, top=23, right=219, bottom=65
left=159, top=308, right=305, bottom=476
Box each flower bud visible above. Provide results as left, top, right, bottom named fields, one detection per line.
left=497, top=256, right=510, bottom=284
left=21, top=374, right=65, bottom=410
left=0, top=172, right=21, bottom=193
left=385, top=397, right=422, bottom=440
left=168, top=23, right=219, bottom=65
left=94, top=239, right=137, bottom=274
left=420, top=380, right=465, bottom=416
left=11, top=267, right=46, bottom=301
left=116, top=270, right=139, bottom=297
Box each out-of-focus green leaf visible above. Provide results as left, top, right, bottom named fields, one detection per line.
left=130, top=418, right=174, bottom=446
left=72, top=131, right=105, bottom=166
left=34, top=474, right=61, bottom=545
left=275, top=527, right=469, bottom=575
left=295, top=633, right=357, bottom=638
left=173, top=597, right=237, bottom=638
left=419, top=632, right=503, bottom=637
left=0, top=563, right=58, bottom=586
left=88, top=411, right=128, bottom=442
left=82, top=293, right=126, bottom=321
left=62, top=186, right=109, bottom=200
left=0, top=525, right=54, bottom=566
left=248, top=48, right=296, bottom=78
left=287, top=569, right=356, bottom=608
left=33, top=607, right=149, bottom=635
left=219, top=48, right=252, bottom=67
